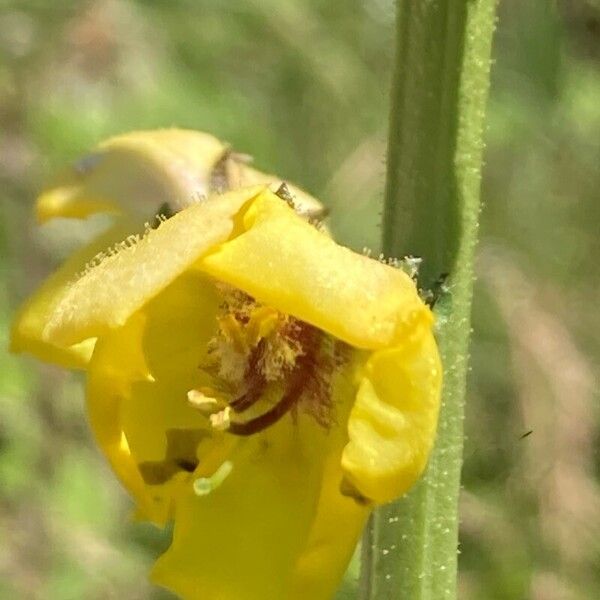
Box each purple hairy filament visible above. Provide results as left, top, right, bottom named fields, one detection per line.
left=229, top=339, right=268, bottom=413
left=227, top=323, right=320, bottom=437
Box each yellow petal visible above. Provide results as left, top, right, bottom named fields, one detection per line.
left=36, top=129, right=228, bottom=223
left=10, top=221, right=135, bottom=369
left=87, top=268, right=369, bottom=597
left=35, top=129, right=325, bottom=224
left=43, top=186, right=264, bottom=347
left=139, top=271, right=221, bottom=381
left=86, top=312, right=157, bottom=520
left=86, top=272, right=221, bottom=524
left=290, top=364, right=370, bottom=600
left=341, top=324, right=442, bottom=504
left=201, top=190, right=429, bottom=349
left=232, top=163, right=325, bottom=218
left=151, top=415, right=330, bottom=600
left=290, top=451, right=367, bottom=600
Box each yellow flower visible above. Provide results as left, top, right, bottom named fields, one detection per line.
left=11, top=130, right=442, bottom=600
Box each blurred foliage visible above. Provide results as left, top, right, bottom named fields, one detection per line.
left=0, top=1, right=598, bottom=599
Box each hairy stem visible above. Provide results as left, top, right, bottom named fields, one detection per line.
left=360, top=1, right=497, bottom=599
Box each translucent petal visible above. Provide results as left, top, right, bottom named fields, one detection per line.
left=43, top=186, right=263, bottom=347
left=341, top=325, right=442, bottom=504
left=36, top=129, right=324, bottom=223
left=201, top=190, right=429, bottom=349
left=36, top=129, right=228, bottom=223
left=86, top=312, right=159, bottom=521
left=10, top=222, right=135, bottom=369
left=86, top=272, right=221, bottom=524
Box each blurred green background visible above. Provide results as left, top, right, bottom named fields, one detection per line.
left=1, top=1, right=598, bottom=598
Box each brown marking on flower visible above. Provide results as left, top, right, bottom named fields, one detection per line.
left=138, top=428, right=208, bottom=485
left=205, top=287, right=351, bottom=437
left=228, top=322, right=324, bottom=436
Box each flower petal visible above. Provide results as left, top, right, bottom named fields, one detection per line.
left=88, top=269, right=370, bottom=597
left=201, top=190, right=429, bottom=349
left=10, top=222, right=135, bottom=368
left=289, top=366, right=370, bottom=599
left=43, top=186, right=264, bottom=347
left=341, top=325, right=442, bottom=504
left=231, top=163, right=325, bottom=218
left=36, top=129, right=228, bottom=223
left=151, top=415, right=330, bottom=600
left=86, top=312, right=158, bottom=520
left=36, top=129, right=324, bottom=223
left=86, top=272, right=222, bottom=524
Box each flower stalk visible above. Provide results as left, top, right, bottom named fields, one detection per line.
left=360, top=1, right=497, bottom=599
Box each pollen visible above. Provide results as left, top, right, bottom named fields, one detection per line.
left=207, top=285, right=302, bottom=387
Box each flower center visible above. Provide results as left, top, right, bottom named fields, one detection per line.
left=138, top=286, right=349, bottom=489
left=190, top=286, right=347, bottom=436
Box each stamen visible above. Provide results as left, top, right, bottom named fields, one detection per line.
left=218, top=313, right=249, bottom=353
left=245, top=306, right=280, bottom=346
left=187, top=389, right=222, bottom=415
left=229, top=382, right=266, bottom=413
left=228, top=324, right=319, bottom=436
left=229, top=339, right=267, bottom=413
left=210, top=406, right=232, bottom=431
left=227, top=381, right=302, bottom=436
left=208, top=289, right=338, bottom=436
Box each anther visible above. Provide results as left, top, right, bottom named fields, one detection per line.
left=210, top=406, right=232, bottom=431
left=218, top=313, right=249, bottom=353
left=187, top=389, right=222, bottom=415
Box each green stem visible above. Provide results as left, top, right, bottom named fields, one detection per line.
left=360, top=1, right=496, bottom=599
